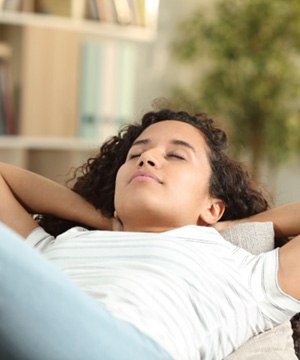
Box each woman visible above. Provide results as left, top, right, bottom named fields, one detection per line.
left=38, top=110, right=270, bottom=236
left=0, top=109, right=299, bottom=360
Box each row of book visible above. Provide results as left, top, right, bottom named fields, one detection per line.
left=0, top=42, right=15, bottom=135
left=0, top=10, right=140, bottom=140
left=0, top=0, right=159, bottom=28
left=77, top=40, right=137, bottom=140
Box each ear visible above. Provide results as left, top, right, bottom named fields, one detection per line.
left=197, top=198, right=225, bottom=226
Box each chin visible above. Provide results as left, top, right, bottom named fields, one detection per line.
left=119, top=201, right=167, bottom=221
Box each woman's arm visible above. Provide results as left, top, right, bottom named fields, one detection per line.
left=215, top=201, right=300, bottom=238
left=0, top=162, right=112, bottom=237
left=215, top=200, right=300, bottom=300
left=278, top=235, right=300, bottom=300
left=0, top=171, right=37, bottom=237
left=245, top=201, right=300, bottom=238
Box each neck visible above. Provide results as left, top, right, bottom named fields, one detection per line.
left=118, top=209, right=196, bottom=233
left=122, top=224, right=175, bottom=233
left=120, top=215, right=189, bottom=233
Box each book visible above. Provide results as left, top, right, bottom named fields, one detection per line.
left=2, top=0, right=22, bottom=11
left=77, top=39, right=138, bottom=141
left=102, top=0, right=117, bottom=23
left=78, top=40, right=100, bottom=139
left=113, top=0, right=133, bottom=25
left=78, top=40, right=117, bottom=141
left=0, top=42, right=14, bottom=134
left=114, top=42, right=136, bottom=126
left=35, top=0, right=71, bottom=16
left=0, top=61, right=15, bottom=134
left=130, top=0, right=145, bottom=26
left=0, top=0, right=5, bottom=10
left=71, top=0, right=87, bottom=19
left=21, top=0, right=36, bottom=12
left=0, top=65, right=5, bottom=134
left=97, top=41, right=118, bottom=141
left=96, top=0, right=108, bottom=22
left=86, top=0, right=100, bottom=21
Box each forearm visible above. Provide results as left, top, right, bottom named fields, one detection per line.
left=241, top=201, right=300, bottom=238
left=0, top=162, right=111, bottom=231
left=0, top=173, right=37, bottom=237
left=215, top=201, right=300, bottom=238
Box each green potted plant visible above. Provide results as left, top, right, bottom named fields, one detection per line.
left=171, top=0, right=300, bottom=180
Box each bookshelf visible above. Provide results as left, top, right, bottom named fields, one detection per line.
left=0, top=0, right=160, bottom=183
left=0, top=135, right=100, bottom=182
left=0, top=7, right=158, bottom=42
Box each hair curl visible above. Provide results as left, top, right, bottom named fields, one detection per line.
left=38, top=109, right=270, bottom=236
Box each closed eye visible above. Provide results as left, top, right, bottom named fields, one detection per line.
left=128, top=152, right=186, bottom=160
left=128, top=153, right=141, bottom=159
left=167, top=153, right=186, bottom=160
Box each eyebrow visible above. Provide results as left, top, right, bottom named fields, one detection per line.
left=131, top=138, right=196, bottom=153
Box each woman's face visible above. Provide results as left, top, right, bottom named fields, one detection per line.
left=114, top=120, right=224, bottom=232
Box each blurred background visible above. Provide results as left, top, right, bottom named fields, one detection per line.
left=0, top=0, right=300, bottom=205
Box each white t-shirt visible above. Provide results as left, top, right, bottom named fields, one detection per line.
left=26, top=225, right=300, bottom=360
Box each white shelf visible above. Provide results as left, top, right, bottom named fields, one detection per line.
left=0, top=136, right=100, bottom=151
left=0, top=136, right=101, bottom=182
left=0, top=11, right=156, bottom=42
left=0, top=2, right=159, bottom=179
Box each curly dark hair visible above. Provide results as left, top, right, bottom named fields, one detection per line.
left=37, top=109, right=270, bottom=236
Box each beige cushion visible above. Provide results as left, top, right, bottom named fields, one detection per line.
left=225, top=321, right=296, bottom=360
left=220, top=221, right=274, bottom=254
left=220, top=222, right=297, bottom=360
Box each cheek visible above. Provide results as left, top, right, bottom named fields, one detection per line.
left=114, top=167, right=125, bottom=206
left=177, top=170, right=210, bottom=201
left=115, top=163, right=127, bottom=186
left=114, top=163, right=131, bottom=206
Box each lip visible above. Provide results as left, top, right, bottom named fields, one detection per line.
left=130, top=171, right=163, bottom=184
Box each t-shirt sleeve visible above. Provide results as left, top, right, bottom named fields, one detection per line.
left=250, top=249, right=300, bottom=324
left=25, top=226, right=55, bottom=252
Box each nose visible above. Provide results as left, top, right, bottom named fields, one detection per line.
left=138, top=159, right=155, bottom=167
left=138, top=151, right=158, bottom=168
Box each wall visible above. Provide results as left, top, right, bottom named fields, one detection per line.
left=136, top=0, right=300, bottom=206
left=262, top=157, right=300, bottom=205
left=135, top=0, right=202, bottom=113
